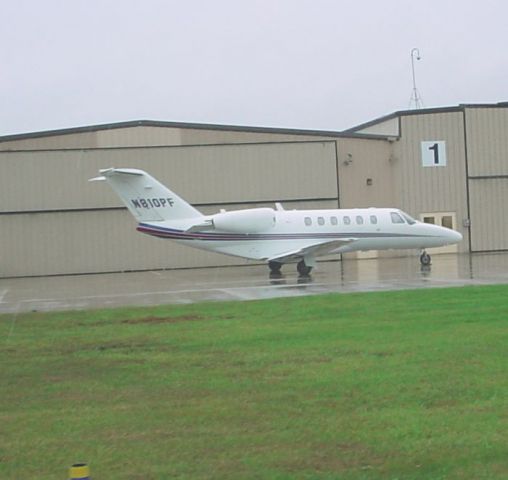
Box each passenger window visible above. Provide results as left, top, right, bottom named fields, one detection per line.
left=304, top=217, right=312, bottom=226
left=317, top=217, right=325, bottom=226
left=343, top=216, right=351, bottom=225
left=356, top=215, right=364, bottom=225
left=391, top=212, right=405, bottom=224
left=330, top=216, right=338, bottom=226
left=370, top=215, right=378, bottom=224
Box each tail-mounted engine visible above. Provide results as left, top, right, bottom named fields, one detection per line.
left=212, top=208, right=276, bottom=233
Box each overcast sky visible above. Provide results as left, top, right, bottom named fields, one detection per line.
left=2, top=0, right=507, bottom=135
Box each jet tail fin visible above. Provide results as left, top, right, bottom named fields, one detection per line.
left=91, top=168, right=203, bottom=222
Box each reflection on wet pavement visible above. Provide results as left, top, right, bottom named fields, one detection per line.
left=1, top=253, right=508, bottom=313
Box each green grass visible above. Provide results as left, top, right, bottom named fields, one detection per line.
left=1, top=285, right=507, bottom=479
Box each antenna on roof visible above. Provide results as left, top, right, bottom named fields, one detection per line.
left=409, top=48, right=424, bottom=109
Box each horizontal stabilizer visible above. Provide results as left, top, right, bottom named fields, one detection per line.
left=99, top=168, right=144, bottom=176
left=89, top=168, right=150, bottom=183
left=186, top=220, right=214, bottom=232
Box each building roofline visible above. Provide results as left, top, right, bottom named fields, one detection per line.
left=343, top=106, right=462, bottom=134
left=0, top=119, right=390, bottom=143
left=3, top=101, right=506, bottom=143
left=343, top=101, right=508, bottom=134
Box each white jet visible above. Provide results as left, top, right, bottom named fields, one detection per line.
left=91, top=168, right=462, bottom=276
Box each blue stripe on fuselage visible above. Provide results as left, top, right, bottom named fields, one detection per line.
left=136, top=223, right=433, bottom=241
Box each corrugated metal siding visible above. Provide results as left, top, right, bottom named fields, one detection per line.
left=337, top=138, right=395, bottom=208
left=0, top=142, right=338, bottom=213
left=94, top=126, right=325, bottom=147
left=465, top=108, right=508, bottom=177
left=177, top=128, right=334, bottom=145
left=394, top=112, right=468, bottom=251
left=0, top=131, right=100, bottom=150
left=465, top=107, right=508, bottom=251
left=95, top=127, right=182, bottom=147
left=354, top=117, right=399, bottom=137
left=0, top=210, right=231, bottom=277
left=468, top=179, right=508, bottom=251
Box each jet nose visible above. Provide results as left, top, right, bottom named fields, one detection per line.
left=447, top=229, right=463, bottom=244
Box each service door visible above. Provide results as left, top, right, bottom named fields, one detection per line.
left=468, top=178, right=508, bottom=252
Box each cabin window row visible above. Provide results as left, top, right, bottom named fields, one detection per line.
left=304, top=215, right=379, bottom=226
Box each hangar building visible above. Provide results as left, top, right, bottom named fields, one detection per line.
left=1, top=102, right=507, bottom=277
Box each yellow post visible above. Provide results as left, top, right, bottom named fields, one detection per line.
left=69, top=463, right=90, bottom=479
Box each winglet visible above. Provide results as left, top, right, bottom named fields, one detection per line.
left=186, top=219, right=214, bottom=232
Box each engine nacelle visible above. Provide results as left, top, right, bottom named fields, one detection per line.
left=212, top=208, right=276, bottom=233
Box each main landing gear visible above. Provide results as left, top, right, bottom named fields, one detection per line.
left=268, top=260, right=313, bottom=277
left=296, top=260, right=313, bottom=277
left=420, top=250, right=431, bottom=266
left=268, top=261, right=283, bottom=276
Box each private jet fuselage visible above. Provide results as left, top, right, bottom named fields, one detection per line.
left=92, top=168, right=463, bottom=276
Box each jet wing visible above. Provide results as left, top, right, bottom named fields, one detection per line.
left=268, top=238, right=357, bottom=264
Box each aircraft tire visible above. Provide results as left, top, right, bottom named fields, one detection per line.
left=268, top=261, right=282, bottom=273
left=297, top=260, right=312, bottom=276
left=420, top=252, right=431, bottom=266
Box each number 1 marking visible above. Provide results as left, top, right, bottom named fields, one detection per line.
left=429, top=143, right=439, bottom=164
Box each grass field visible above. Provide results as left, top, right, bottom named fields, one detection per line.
left=1, top=285, right=507, bottom=479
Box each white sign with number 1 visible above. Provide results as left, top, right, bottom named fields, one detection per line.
left=421, top=141, right=447, bottom=167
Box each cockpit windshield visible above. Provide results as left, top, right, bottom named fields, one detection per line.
left=399, top=211, right=417, bottom=225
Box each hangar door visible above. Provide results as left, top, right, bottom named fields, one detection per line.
left=465, top=108, right=508, bottom=252
left=468, top=178, right=508, bottom=252
left=0, top=141, right=338, bottom=277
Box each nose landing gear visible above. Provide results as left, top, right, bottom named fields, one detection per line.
left=420, top=250, right=431, bottom=266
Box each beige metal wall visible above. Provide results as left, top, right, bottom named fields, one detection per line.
left=465, top=107, right=508, bottom=251
left=0, top=141, right=338, bottom=277
left=0, top=125, right=335, bottom=151
left=0, top=142, right=337, bottom=212
left=353, top=117, right=400, bottom=137
left=468, top=179, right=508, bottom=251
left=0, top=131, right=101, bottom=150
left=393, top=112, right=469, bottom=252
left=336, top=137, right=394, bottom=208
left=465, top=107, right=508, bottom=177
